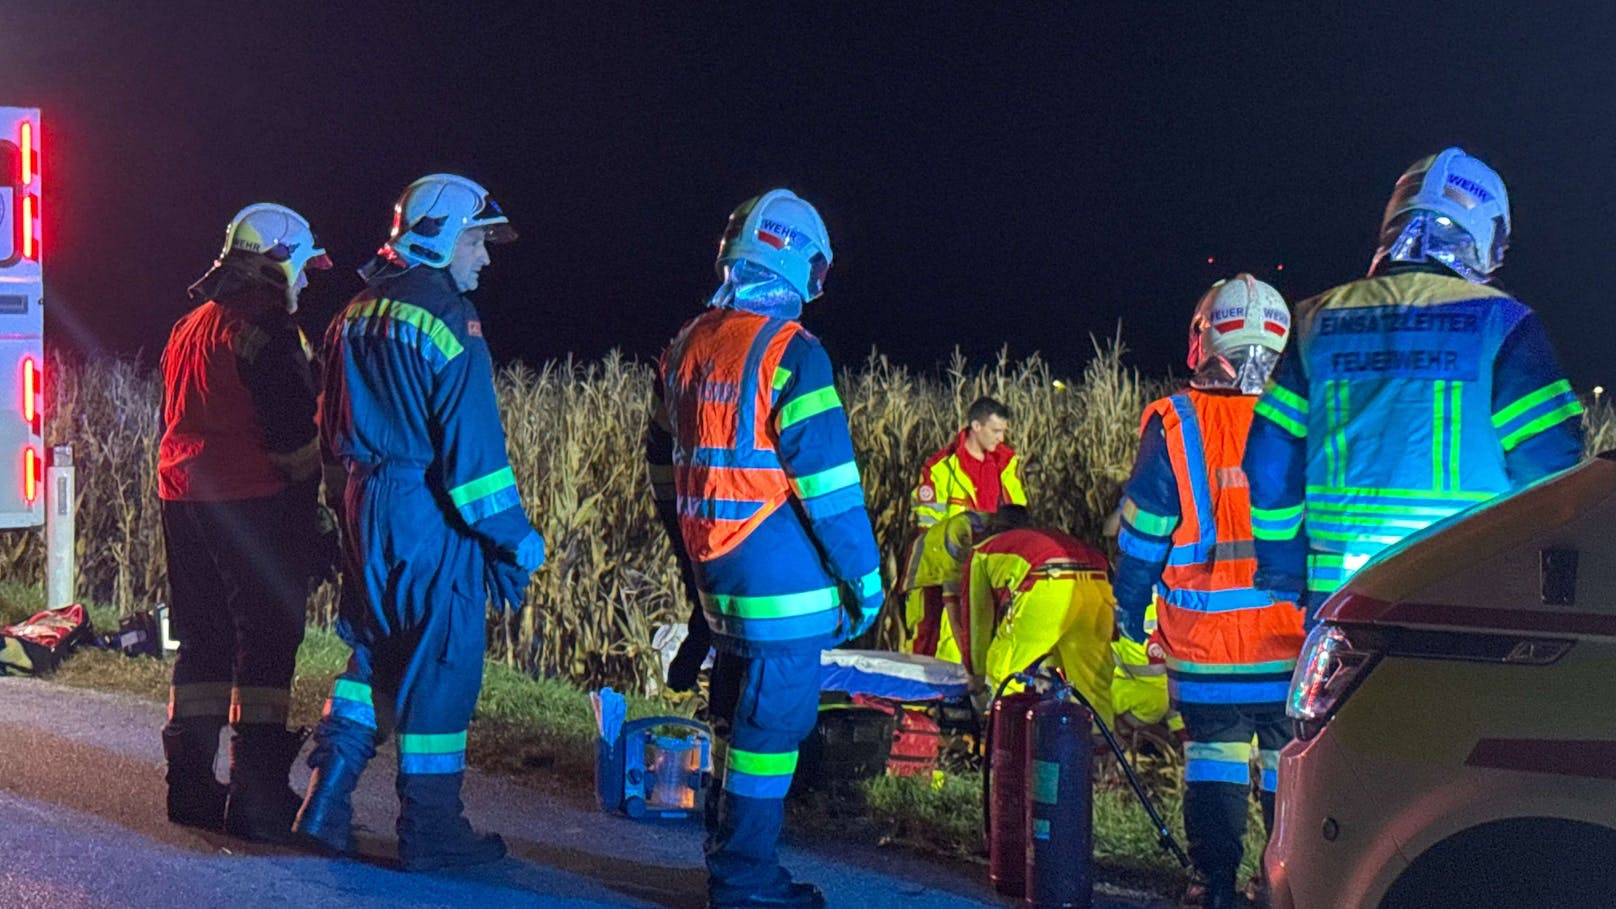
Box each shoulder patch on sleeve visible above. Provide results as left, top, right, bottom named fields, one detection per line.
left=918, top=483, right=936, bottom=503
left=467, top=320, right=482, bottom=338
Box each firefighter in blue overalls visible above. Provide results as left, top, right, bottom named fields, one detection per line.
left=647, top=189, right=883, bottom=909
left=1247, top=148, right=1583, bottom=617
left=294, top=174, right=545, bottom=870
left=158, top=204, right=335, bottom=840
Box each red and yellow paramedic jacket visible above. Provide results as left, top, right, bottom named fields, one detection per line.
left=1113, top=390, right=1305, bottom=706
left=956, top=527, right=1110, bottom=678
left=646, top=307, right=883, bottom=656
left=158, top=289, right=319, bottom=502
left=911, top=430, right=1025, bottom=528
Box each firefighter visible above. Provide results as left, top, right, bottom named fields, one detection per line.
left=157, top=203, right=336, bottom=840
left=646, top=188, right=882, bottom=909
left=294, top=174, right=545, bottom=871
left=957, top=512, right=1117, bottom=728
left=1247, top=149, right=1583, bottom=616
left=903, top=398, right=1027, bottom=653
left=1114, top=275, right=1305, bottom=909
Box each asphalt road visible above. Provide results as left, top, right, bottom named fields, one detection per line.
left=0, top=677, right=1170, bottom=908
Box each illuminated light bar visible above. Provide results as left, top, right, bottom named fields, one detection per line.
left=19, top=121, right=31, bottom=186
left=22, top=357, right=36, bottom=424
left=21, top=193, right=34, bottom=259
left=22, top=447, right=38, bottom=504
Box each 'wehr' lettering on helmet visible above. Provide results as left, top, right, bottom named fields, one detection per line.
left=757, top=218, right=812, bottom=252
left=1445, top=174, right=1493, bottom=206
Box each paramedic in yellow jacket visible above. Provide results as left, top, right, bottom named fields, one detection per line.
left=903, top=397, right=1026, bottom=652
left=958, top=521, right=1116, bottom=727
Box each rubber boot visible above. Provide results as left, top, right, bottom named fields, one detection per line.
left=224, top=726, right=307, bottom=843
left=162, top=721, right=227, bottom=830
left=294, top=750, right=366, bottom=856
left=395, top=772, right=506, bottom=872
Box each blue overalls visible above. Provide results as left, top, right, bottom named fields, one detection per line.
left=296, top=265, right=542, bottom=868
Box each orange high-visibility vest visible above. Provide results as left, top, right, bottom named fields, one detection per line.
left=662, top=308, right=803, bottom=562
left=1147, top=391, right=1304, bottom=669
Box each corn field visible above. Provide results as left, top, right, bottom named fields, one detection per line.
left=12, top=344, right=1612, bottom=693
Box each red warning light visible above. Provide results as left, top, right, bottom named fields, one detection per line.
left=19, top=121, right=32, bottom=186
left=22, top=356, right=37, bottom=426
left=1277, top=263, right=1285, bottom=271
left=1206, top=257, right=1215, bottom=264
left=21, top=194, right=35, bottom=260
left=22, top=447, right=38, bottom=504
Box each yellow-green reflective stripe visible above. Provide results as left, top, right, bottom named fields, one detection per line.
left=1253, top=399, right=1306, bottom=437
left=1329, top=381, right=1348, bottom=488
left=333, top=679, right=373, bottom=705
left=728, top=747, right=798, bottom=777
left=398, top=732, right=468, bottom=754
left=1432, top=381, right=1447, bottom=490
left=1266, top=383, right=1309, bottom=415
left=1185, top=741, right=1252, bottom=763
left=351, top=299, right=466, bottom=362
left=1448, top=381, right=1462, bottom=491
left=701, top=587, right=839, bottom=619
left=1251, top=504, right=1303, bottom=522
left=772, top=367, right=792, bottom=391
left=1309, top=511, right=1430, bottom=529
left=1121, top=498, right=1177, bottom=536
left=779, top=386, right=842, bottom=428
left=1306, top=486, right=1493, bottom=501
left=1308, top=528, right=1405, bottom=544
left=1308, top=501, right=1455, bottom=517
left=1501, top=402, right=1584, bottom=451
left=1166, top=657, right=1298, bottom=675
left=449, top=466, right=516, bottom=508
left=792, top=461, right=860, bottom=498
left=1258, top=749, right=1281, bottom=770
left=1493, top=379, right=1575, bottom=428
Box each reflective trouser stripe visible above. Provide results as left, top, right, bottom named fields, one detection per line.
left=1184, top=738, right=1253, bottom=785
left=724, top=747, right=799, bottom=799
left=230, top=686, right=291, bottom=726
left=169, top=682, right=233, bottom=720
left=324, top=678, right=378, bottom=729
left=1258, top=747, right=1280, bottom=792
left=398, top=731, right=467, bottom=774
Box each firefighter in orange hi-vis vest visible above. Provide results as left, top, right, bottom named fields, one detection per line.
left=1113, top=275, right=1306, bottom=909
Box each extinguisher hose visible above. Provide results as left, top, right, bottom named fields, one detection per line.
left=1057, top=677, right=1192, bottom=868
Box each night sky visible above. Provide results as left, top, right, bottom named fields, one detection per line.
left=7, top=3, right=1616, bottom=386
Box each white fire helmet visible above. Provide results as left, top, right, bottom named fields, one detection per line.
left=197, top=203, right=332, bottom=311
left=378, top=174, right=516, bottom=270
left=715, top=189, right=833, bottom=302
left=1187, top=274, right=1290, bottom=395
left=1370, top=147, right=1510, bottom=283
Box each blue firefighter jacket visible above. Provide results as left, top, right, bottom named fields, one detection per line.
left=646, top=308, right=884, bottom=657
left=320, top=266, right=541, bottom=567
left=1245, top=270, right=1583, bottom=603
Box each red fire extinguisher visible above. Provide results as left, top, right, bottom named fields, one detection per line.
left=985, top=687, right=1040, bottom=896
left=983, top=657, right=1189, bottom=909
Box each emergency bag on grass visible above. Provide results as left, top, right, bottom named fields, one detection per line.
left=0, top=603, right=94, bottom=676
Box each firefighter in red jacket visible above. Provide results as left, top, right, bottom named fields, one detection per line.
left=1113, top=275, right=1305, bottom=909
left=902, top=397, right=1027, bottom=653
left=157, top=203, right=336, bottom=841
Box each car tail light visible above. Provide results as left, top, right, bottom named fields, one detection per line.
left=1287, top=624, right=1383, bottom=740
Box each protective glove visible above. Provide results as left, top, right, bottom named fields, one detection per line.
left=843, top=589, right=885, bottom=642
left=514, top=530, right=546, bottom=573
left=666, top=607, right=711, bottom=693
left=486, top=558, right=532, bottom=614
left=1115, top=602, right=1149, bottom=644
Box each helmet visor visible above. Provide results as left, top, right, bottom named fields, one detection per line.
left=472, top=194, right=518, bottom=244
left=1190, top=345, right=1282, bottom=395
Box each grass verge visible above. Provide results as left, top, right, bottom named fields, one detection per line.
left=16, top=592, right=1272, bottom=899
